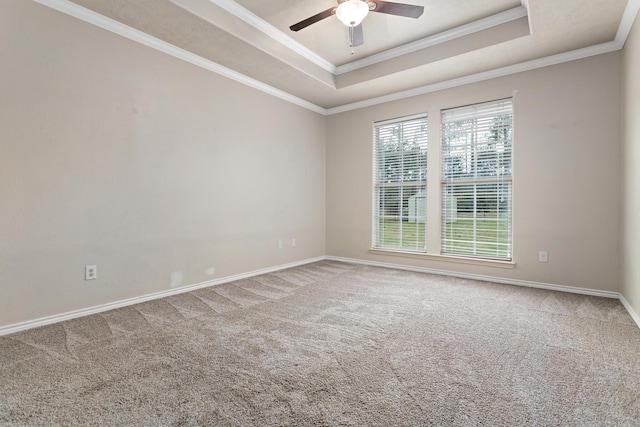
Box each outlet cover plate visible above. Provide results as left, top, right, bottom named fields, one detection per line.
left=85, top=265, right=97, bottom=280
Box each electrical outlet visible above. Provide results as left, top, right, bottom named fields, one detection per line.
left=277, top=240, right=283, bottom=250
left=291, top=238, right=296, bottom=247
left=206, top=267, right=216, bottom=276
left=538, top=251, right=548, bottom=263
left=85, top=265, right=97, bottom=280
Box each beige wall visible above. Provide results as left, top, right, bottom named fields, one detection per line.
left=0, top=1, right=326, bottom=328
left=327, top=53, right=622, bottom=292
left=622, top=13, right=640, bottom=318
left=0, top=0, right=632, bottom=330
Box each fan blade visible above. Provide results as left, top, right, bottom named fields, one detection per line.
left=290, top=7, right=335, bottom=31
left=369, top=1, right=424, bottom=18
left=351, top=24, right=364, bottom=47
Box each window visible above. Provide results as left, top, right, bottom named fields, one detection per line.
left=441, top=99, right=513, bottom=260
left=373, top=114, right=428, bottom=251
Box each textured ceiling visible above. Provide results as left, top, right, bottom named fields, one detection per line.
left=66, top=0, right=630, bottom=110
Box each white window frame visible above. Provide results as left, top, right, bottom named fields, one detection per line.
left=372, top=114, right=428, bottom=252
left=440, top=99, right=513, bottom=261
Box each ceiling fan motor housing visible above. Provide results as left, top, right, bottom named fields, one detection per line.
left=336, top=0, right=370, bottom=27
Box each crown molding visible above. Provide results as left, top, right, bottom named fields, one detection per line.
left=326, top=0, right=640, bottom=113
left=32, top=0, right=640, bottom=116
left=616, top=0, right=640, bottom=45
left=326, top=41, right=621, bottom=114
left=204, top=0, right=529, bottom=77
left=335, top=6, right=528, bottom=75
left=206, top=0, right=337, bottom=73
left=33, top=0, right=326, bottom=114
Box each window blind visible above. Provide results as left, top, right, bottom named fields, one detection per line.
left=373, top=114, right=428, bottom=251
left=441, top=99, right=513, bottom=260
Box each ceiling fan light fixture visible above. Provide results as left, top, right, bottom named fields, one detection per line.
left=336, top=0, right=369, bottom=27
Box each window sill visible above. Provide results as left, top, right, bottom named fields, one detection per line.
left=368, top=248, right=516, bottom=269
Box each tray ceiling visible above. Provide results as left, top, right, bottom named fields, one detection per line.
left=38, top=0, right=637, bottom=112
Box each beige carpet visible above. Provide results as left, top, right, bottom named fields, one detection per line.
left=1, top=261, right=639, bottom=426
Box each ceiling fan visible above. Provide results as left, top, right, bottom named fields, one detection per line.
left=289, top=0, right=424, bottom=48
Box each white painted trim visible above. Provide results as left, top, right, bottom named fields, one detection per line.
left=617, top=0, right=640, bottom=45
left=620, top=294, right=640, bottom=329
left=32, top=0, right=326, bottom=115
left=0, top=256, right=325, bottom=337
left=325, top=0, right=640, bottom=114
left=335, top=6, right=529, bottom=75
left=327, top=256, right=640, bottom=329
left=205, top=0, right=336, bottom=73
left=3, top=254, right=638, bottom=336
left=202, top=0, right=528, bottom=77
left=328, top=0, right=637, bottom=112
left=368, top=248, right=516, bottom=269
left=326, top=255, right=620, bottom=299
left=31, top=0, right=640, bottom=116
left=326, top=41, right=621, bottom=114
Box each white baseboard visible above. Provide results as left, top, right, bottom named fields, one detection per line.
left=327, top=256, right=640, bottom=328
left=3, top=255, right=638, bottom=336
left=0, top=256, right=325, bottom=337
left=327, top=255, right=621, bottom=299
left=619, top=294, right=640, bottom=329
